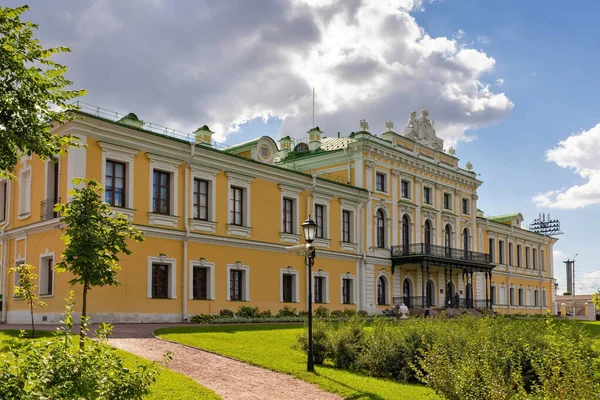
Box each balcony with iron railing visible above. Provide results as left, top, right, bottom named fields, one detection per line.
left=391, top=243, right=493, bottom=265
left=40, top=197, right=61, bottom=221
left=393, top=296, right=490, bottom=310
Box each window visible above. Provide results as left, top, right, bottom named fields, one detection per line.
left=498, top=240, right=504, bottom=264
left=261, top=145, right=270, bottom=158
left=401, top=180, right=410, bottom=199
left=105, top=160, right=126, bottom=207
left=230, top=269, right=244, bottom=300
left=542, top=288, right=547, bottom=308
left=376, top=209, right=386, bottom=248
left=0, top=180, right=6, bottom=222
left=489, top=238, right=495, bottom=263
left=152, top=170, right=170, bottom=214
left=151, top=264, right=169, bottom=298
left=509, top=287, right=515, bottom=306
left=342, top=277, right=354, bottom=304
left=315, top=204, right=324, bottom=238
left=377, top=276, right=387, bottom=305
left=283, top=198, right=294, bottom=233
left=517, top=245, right=522, bottom=267
left=423, top=187, right=432, bottom=205
left=375, top=173, right=386, bottom=192
left=281, top=272, right=298, bottom=303
left=231, top=186, right=244, bottom=226
left=462, top=198, right=470, bottom=215
left=18, top=168, right=31, bottom=217
left=534, top=289, right=539, bottom=307
left=13, top=260, right=24, bottom=297
left=192, top=266, right=209, bottom=300
left=533, top=249, right=538, bottom=270
left=518, top=288, right=524, bottom=306
left=508, top=242, right=514, bottom=266
left=541, top=250, right=545, bottom=271
left=342, top=210, right=352, bottom=243
left=39, top=256, right=54, bottom=296
left=443, top=193, right=452, bottom=210
left=491, top=285, right=497, bottom=305
left=193, top=178, right=209, bottom=220
left=314, top=276, right=325, bottom=303
left=525, top=247, right=530, bottom=269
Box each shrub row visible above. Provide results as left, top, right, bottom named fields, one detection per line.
left=296, top=316, right=600, bottom=399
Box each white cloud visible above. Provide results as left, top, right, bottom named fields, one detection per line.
left=496, top=78, right=504, bottom=86
left=578, top=270, right=600, bottom=293
left=12, top=0, right=513, bottom=144
left=534, top=123, right=600, bottom=209
left=453, top=29, right=465, bottom=40
left=477, top=34, right=491, bottom=44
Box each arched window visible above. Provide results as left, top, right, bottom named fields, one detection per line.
left=403, top=278, right=411, bottom=307
left=463, top=228, right=470, bottom=257
left=424, top=220, right=432, bottom=253
left=444, top=224, right=452, bottom=248
left=377, top=276, right=387, bottom=305
left=446, top=281, right=455, bottom=307
left=376, top=209, right=386, bottom=248
left=426, top=279, right=435, bottom=307
left=465, top=282, right=473, bottom=308
left=402, top=215, right=410, bottom=253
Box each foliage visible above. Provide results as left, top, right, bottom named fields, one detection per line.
left=277, top=305, right=298, bottom=317
left=259, top=309, right=272, bottom=318
left=357, top=310, right=369, bottom=317
left=0, top=291, right=158, bottom=399
left=189, top=313, right=216, bottom=324
left=0, top=5, right=86, bottom=176
left=55, top=178, right=143, bottom=346
left=8, top=263, right=46, bottom=338
left=218, top=309, right=234, bottom=318
left=328, top=317, right=365, bottom=369
left=294, top=319, right=330, bottom=364
left=313, top=305, right=330, bottom=318
left=593, top=289, right=600, bottom=310
left=235, top=305, right=261, bottom=318
left=343, top=308, right=357, bottom=317
left=330, top=309, right=344, bottom=318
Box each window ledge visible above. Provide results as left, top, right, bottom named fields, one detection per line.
left=190, top=218, right=217, bottom=233
left=340, top=242, right=358, bottom=252
left=112, top=206, right=135, bottom=221
left=148, top=213, right=180, bottom=228
left=313, top=237, right=331, bottom=248
left=147, top=296, right=178, bottom=300
left=374, top=189, right=388, bottom=195
left=227, top=224, right=253, bottom=238
left=374, top=248, right=390, bottom=258
left=280, top=232, right=301, bottom=244
left=39, top=294, right=54, bottom=298
left=18, top=212, right=30, bottom=220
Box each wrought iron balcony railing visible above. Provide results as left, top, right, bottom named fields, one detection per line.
left=391, top=243, right=492, bottom=264
left=40, top=197, right=61, bottom=221
left=393, top=296, right=491, bottom=310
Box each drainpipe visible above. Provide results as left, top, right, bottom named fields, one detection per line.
left=356, top=191, right=372, bottom=311
left=182, top=142, right=196, bottom=322
left=1, top=180, right=13, bottom=323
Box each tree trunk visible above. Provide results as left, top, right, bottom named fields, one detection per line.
left=80, top=283, right=88, bottom=349
left=30, top=301, right=35, bottom=339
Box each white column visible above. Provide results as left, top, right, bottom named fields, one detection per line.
left=391, top=169, right=400, bottom=246
left=365, top=161, right=374, bottom=251
left=415, top=177, right=422, bottom=243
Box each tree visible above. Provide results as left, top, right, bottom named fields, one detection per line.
left=0, top=5, right=85, bottom=176
left=55, top=179, right=143, bottom=347
left=593, top=290, right=600, bottom=311
left=8, top=263, right=47, bottom=338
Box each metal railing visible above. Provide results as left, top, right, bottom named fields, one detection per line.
left=391, top=243, right=492, bottom=264
left=40, top=197, right=60, bottom=221
left=394, top=296, right=491, bottom=310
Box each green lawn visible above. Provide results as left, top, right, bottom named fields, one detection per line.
left=0, top=330, right=220, bottom=400
left=155, top=324, right=438, bottom=400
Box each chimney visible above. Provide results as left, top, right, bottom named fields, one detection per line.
left=308, top=127, right=323, bottom=151
left=277, top=136, right=292, bottom=159
left=193, top=125, right=214, bottom=146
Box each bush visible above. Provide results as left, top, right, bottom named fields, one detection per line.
left=189, top=313, right=216, bottom=324
left=219, top=309, right=234, bottom=318
left=343, top=308, right=357, bottom=317
left=314, top=306, right=330, bottom=318
left=330, top=309, right=344, bottom=318
left=236, top=305, right=261, bottom=318
left=329, top=317, right=365, bottom=369
left=260, top=309, right=272, bottom=318
left=298, top=310, right=309, bottom=317
left=277, top=305, right=298, bottom=317
left=294, top=319, right=330, bottom=364
left=357, top=310, right=369, bottom=317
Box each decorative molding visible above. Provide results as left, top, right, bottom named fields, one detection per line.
left=227, top=224, right=253, bottom=238
left=280, top=232, right=301, bottom=244
left=314, top=237, right=331, bottom=249
left=365, top=159, right=375, bottom=169
left=148, top=213, right=180, bottom=228
left=391, top=168, right=401, bottom=177
left=189, top=219, right=217, bottom=234
left=340, top=242, right=358, bottom=252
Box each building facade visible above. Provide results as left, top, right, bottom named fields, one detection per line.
left=0, top=104, right=557, bottom=323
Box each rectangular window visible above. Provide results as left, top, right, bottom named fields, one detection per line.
left=375, top=173, right=386, bottom=192
left=509, top=287, right=515, bottom=306
left=0, top=181, right=6, bottom=222
left=230, top=186, right=244, bottom=226
left=230, top=269, right=243, bottom=300
left=192, top=266, right=208, bottom=300
left=342, top=278, right=353, bottom=304
left=105, top=160, right=126, bottom=207
left=151, top=264, right=169, bottom=298
left=489, top=238, right=495, bottom=263
left=19, top=169, right=31, bottom=216
left=526, top=247, right=530, bottom=269
left=443, top=193, right=452, bottom=210
left=193, top=178, right=209, bottom=220
left=342, top=210, right=352, bottom=243
left=401, top=180, right=410, bottom=199
left=152, top=170, right=170, bottom=215
left=517, top=245, right=522, bottom=267
left=462, top=198, right=470, bottom=215
left=542, top=290, right=547, bottom=307
left=498, top=240, right=504, bottom=264
left=314, top=276, right=325, bottom=303
left=533, top=249, right=538, bottom=270
left=541, top=250, right=545, bottom=271
left=282, top=274, right=294, bottom=303
left=315, top=204, right=324, bottom=238
left=39, top=257, right=54, bottom=296
left=283, top=198, right=294, bottom=233
left=491, top=286, right=496, bottom=306
left=534, top=290, right=539, bottom=307
left=518, top=288, right=524, bottom=306
left=423, top=187, right=432, bottom=205
left=508, top=243, right=514, bottom=266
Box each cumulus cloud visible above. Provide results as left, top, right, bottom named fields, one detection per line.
left=9, top=0, right=513, bottom=144
left=496, top=78, right=504, bottom=86
left=453, top=29, right=465, bottom=40
left=578, top=270, right=600, bottom=293
left=534, top=123, right=600, bottom=209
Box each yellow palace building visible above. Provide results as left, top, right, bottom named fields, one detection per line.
left=0, top=104, right=557, bottom=323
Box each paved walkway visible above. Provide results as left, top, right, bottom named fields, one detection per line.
left=0, top=323, right=341, bottom=400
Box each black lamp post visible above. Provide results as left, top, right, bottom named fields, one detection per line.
left=301, top=217, right=317, bottom=372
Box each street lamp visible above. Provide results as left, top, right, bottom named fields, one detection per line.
left=301, top=217, right=317, bottom=372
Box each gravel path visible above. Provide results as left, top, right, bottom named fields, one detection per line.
left=1, top=323, right=341, bottom=400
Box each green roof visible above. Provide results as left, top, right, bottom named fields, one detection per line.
left=489, top=213, right=523, bottom=223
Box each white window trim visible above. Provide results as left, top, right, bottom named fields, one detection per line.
left=279, top=184, right=302, bottom=244
left=39, top=249, right=55, bottom=298
left=147, top=256, right=177, bottom=299
left=99, top=142, right=138, bottom=219
left=462, top=197, right=471, bottom=216
left=18, top=166, right=31, bottom=219
left=373, top=206, right=391, bottom=256
left=227, top=263, right=250, bottom=301
left=313, top=192, right=333, bottom=248
left=340, top=273, right=357, bottom=305
left=340, top=200, right=358, bottom=251
left=147, top=153, right=181, bottom=227
left=189, top=260, right=215, bottom=300
left=226, top=172, right=254, bottom=238
left=376, top=271, right=392, bottom=306
left=400, top=178, right=412, bottom=200
left=542, top=288, right=547, bottom=308
left=491, top=283, right=497, bottom=305
left=443, top=192, right=452, bottom=211
left=13, top=259, right=25, bottom=298
left=280, top=267, right=300, bottom=303
left=526, top=287, right=532, bottom=307
left=423, top=185, right=433, bottom=206
left=374, top=169, right=389, bottom=194
left=312, top=270, right=329, bottom=304
left=500, top=284, right=507, bottom=305
left=190, top=166, right=219, bottom=234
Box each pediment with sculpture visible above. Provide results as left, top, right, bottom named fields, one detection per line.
left=402, top=109, right=444, bottom=151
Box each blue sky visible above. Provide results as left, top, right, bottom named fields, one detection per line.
left=10, top=0, right=598, bottom=293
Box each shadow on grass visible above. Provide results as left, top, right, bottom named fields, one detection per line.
left=155, top=323, right=304, bottom=336
left=0, top=330, right=55, bottom=339
left=312, top=366, right=388, bottom=400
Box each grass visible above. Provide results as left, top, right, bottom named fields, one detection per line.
left=155, top=324, right=438, bottom=400
left=0, top=330, right=221, bottom=400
